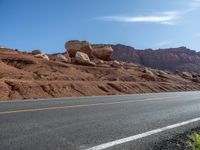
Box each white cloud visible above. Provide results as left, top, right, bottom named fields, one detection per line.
left=97, top=11, right=179, bottom=25
left=96, top=0, right=200, bottom=25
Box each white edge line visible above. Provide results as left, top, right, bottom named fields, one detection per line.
left=0, top=93, right=168, bottom=103
left=86, top=117, right=200, bottom=150
left=0, top=91, right=199, bottom=103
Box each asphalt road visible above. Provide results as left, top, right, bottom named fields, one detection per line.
left=1, top=91, right=200, bottom=150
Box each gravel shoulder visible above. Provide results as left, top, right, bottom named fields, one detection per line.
left=153, top=127, right=200, bottom=150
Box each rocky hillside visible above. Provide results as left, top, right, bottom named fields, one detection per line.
left=1, top=41, right=200, bottom=101
left=112, top=44, right=200, bottom=73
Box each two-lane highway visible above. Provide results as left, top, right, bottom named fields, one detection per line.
left=1, top=91, right=200, bottom=150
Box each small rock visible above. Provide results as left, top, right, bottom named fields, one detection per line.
left=56, top=54, right=68, bottom=63
left=111, top=60, right=121, bottom=68
left=181, top=72, right=192, bottom=78
left=31, top=50, right=42, bottom=55
left=158, top=70, right=168, bottom=75
left=144, top=68, right=154, bottom=76
left=74, top=52, right=96, bottom=66
left=99, top=60, right=104, bottom=64
left=34, top=54, right=49, bottom=61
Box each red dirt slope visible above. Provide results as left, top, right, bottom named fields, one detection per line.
left=0, top=48, right=200, bottom=100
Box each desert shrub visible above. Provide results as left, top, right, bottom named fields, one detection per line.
left=187, top=132, right=200, bottom=150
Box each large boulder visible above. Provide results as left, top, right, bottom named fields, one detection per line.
left=34, top=54, right=49, bottom=61
left=92, top=44, right=113, bottom=60
left=74, top=52, right=96, bottom=66
left=65, top=40, right=93, bottom=57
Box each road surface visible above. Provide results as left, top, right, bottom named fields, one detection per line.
left=1, top=91, right=200, bottom=150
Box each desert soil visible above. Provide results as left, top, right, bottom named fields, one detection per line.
left=1, top=48, right=200, bottom=100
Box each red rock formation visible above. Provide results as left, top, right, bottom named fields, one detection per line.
left=1, top=47, right=200, bottom=100
left=112, top=44, right=200, bottom=73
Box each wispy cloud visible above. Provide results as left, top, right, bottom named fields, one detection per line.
left=96, top=0, right=200, bottom=25
left=97, top=11, right=179, bottom=25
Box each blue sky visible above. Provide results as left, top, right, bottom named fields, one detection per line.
left=0, top=0, right=200, bottom=53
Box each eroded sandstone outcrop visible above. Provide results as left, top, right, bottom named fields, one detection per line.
left=1, top=45, right=200, bottom=101
left=112, top=44, right=200, bottom=73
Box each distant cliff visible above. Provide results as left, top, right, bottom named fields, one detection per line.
left=112, top=44, right=200, bottom=73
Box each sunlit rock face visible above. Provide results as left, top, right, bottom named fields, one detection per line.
left=112, top=44, right=200, bottom=73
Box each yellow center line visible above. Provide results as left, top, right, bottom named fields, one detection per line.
left=0, top=96, right=180, bottom=115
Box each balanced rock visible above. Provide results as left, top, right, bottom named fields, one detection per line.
left=65, top=40, right=93, bottom=57
left=92, top=44, right=113, bottom=60
left=74, top=52, right=96, bottom=66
